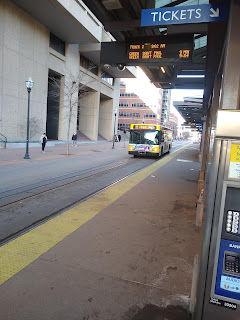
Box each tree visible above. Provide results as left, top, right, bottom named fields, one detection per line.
left=19, top=117, right=42, bottom=141
left=182, top=131, right=190, bottom=140
left=49, top=67, right=94, bottom=155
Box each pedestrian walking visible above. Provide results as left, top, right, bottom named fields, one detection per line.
left=118, top=134, right=121, bottom=142
left=40, top=133, right=47, bottom=153
left=72, top=132, right=77, bottom=147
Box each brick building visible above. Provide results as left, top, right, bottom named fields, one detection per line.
left=118, top=82, right=162, bottom=132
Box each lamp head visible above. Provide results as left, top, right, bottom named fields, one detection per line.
left=25, top=77, right=34, bottom=90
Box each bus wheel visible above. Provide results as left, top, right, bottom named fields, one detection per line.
left=160, top=147, right=163, bottom=157
left=134, top=155, right=137, bottom=158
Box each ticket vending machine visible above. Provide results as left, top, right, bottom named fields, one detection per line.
left=195, top=110, right=240, bottom=320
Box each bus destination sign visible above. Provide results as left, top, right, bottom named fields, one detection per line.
left=133, top=125, right=157, bottom=130
left=127, top=35, right=193, bottom=65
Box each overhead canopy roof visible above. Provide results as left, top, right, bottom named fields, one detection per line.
left=173, top=97, right=204, bottom=125
left=82, top=0, right=228, bottom=117
left=83, top=0, right=210, bottom=89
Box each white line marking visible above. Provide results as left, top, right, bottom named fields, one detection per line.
left=177, top=159, right=193, bottom=163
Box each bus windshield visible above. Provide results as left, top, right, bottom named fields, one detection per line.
left=130, top=130, right=160, bottom=145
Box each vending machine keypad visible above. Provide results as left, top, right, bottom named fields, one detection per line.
left=224, top=254, right=240, bottom=274
left=225, top=210, right=240, bottom=234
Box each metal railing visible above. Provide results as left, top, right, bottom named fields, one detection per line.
left=0, top=133, right=7, bottom=148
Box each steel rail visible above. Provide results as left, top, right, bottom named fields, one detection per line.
left=0, top=160, right=153, bottom=246
left=0, top=158, right=139, bottom=209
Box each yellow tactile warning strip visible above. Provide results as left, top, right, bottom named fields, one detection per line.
left=0, top=146, right=189, bottom=286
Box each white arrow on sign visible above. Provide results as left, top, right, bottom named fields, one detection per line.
left=210, top=7, right=219, bottom=18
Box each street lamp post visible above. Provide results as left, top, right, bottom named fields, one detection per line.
left=112, top=108, right=117, bottom=149
left=24, top=77, right=34, bottom=159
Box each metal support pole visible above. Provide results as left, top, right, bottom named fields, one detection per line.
left=112, top=113, right=116, bottom=149
left=197, top=109, right=210, bottom=195
left=24, top=88, right=31, bottom=159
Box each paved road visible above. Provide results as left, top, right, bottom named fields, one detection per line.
left=0, top=141, right=188, bottom=192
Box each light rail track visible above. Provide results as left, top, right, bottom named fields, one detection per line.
left=0, top=159, right=155, bottom=246
left=0, top=157, right=140, bottom=209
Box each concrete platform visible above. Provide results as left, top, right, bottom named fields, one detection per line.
left=0, top=144, right=201, bottom=320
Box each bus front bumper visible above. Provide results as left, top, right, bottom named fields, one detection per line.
left=128, top=151, right=159, bottom=157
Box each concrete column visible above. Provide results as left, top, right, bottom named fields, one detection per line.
left=79, top=91, right=100, bottom=141
left=211, top=74, right=222, bottom=122
left=196, top=0, right=228, bottom=190
left=197, top=74, right=222, bottom=194
left=57, top=75, right=66, bottom=140
left=197, top=0, right=240, bottom=187
left=220, top=0, right=240, bottom=110
left=99, top=98, right=113, bottom=140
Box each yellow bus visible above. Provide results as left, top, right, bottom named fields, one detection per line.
left=128, top=124, right=172, bottom=157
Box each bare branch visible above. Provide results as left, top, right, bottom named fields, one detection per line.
left=48, top=65, right=95, bottom=155
left=19, top=117, right=42, bottom=141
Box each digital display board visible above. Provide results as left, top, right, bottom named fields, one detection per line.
left=126, top=35, right=193, bottom=65
left=100, top=35, right=193, bottom=67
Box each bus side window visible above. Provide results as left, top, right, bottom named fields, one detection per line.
left=159, top=131, right=164, bottom=142
left=163, top=132, right=167, bottom=142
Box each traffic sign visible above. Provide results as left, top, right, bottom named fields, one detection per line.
left=141, top=3, right=230, bottom=27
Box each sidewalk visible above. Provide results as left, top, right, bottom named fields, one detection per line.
left=0, top=140, right=129, bottom=166
left=0, top=144, right=201, bottom=320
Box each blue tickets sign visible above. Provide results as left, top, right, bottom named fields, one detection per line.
left=141, top=3, right=230, bottom=27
